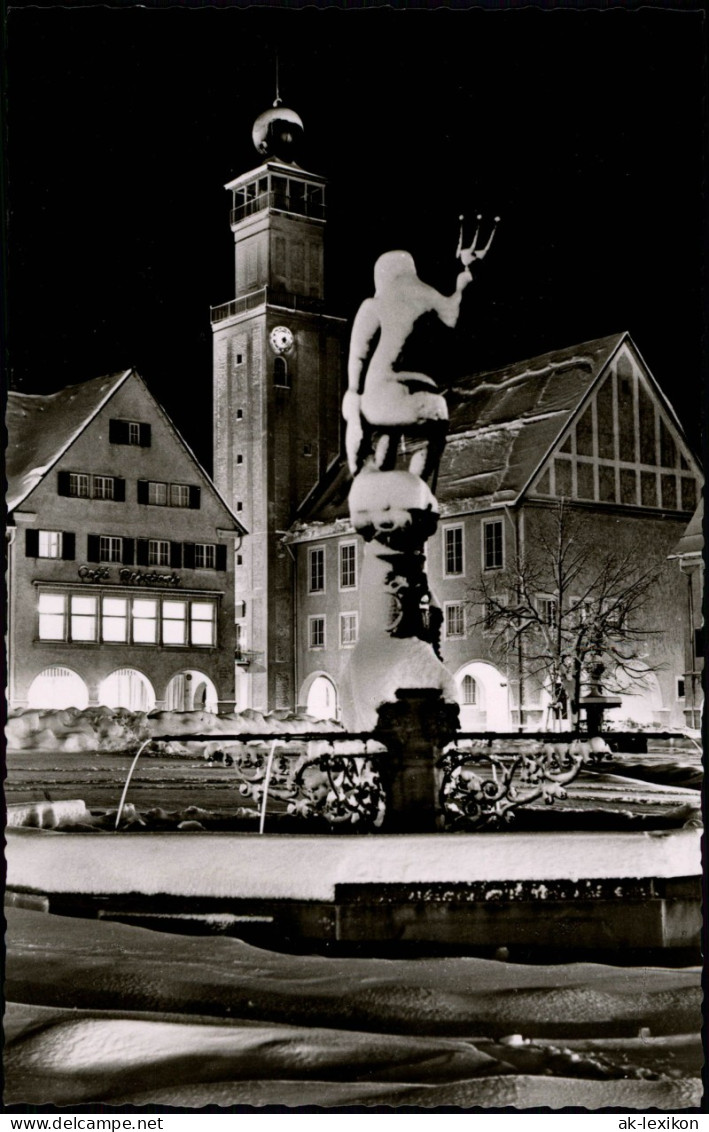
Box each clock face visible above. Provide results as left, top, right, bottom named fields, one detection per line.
left=270, top=326, right=294, bottom=354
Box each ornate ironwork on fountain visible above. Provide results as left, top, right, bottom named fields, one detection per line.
left=230, top=739, right=387, bottom=830
left=438, top=739, right=592, bottom=830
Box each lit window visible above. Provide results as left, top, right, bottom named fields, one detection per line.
left=339, top=543, right=357, bottom=589
left=38, top=531, right=63, bottom=558
left=191, top=601, right=216, bottom=646
left=148, top=481, right=168, bottom=506
left=309, top=616, right=325, bottom=649
left=69, top=473, right=90, bottom=499
left=194, top=544, right=216, bottom=569
left=444, top=526, right=464, bottom=576
left=309, top=547, right=325, bottom=593
left=133, top=599, right=158, bottom=644
left=70, top=595, right=97, bottom=641
left=445, top=603, right=465, bottom=639
left=170, top=484, right=190, bottom=508
left=340, top=612, right=358, bottom=647
left=102, top=597, right=128, bottom=642
left=483, top=519, right=504, bottom=570
left=148, top=540, right=170, bottom=567
left=462, top=674, right=477, bottom=705
left=93, top=476, right=115, bottom=500
left=38, top=593, right=66, bottom=640
left=99, top=535, right=123, bottom=563
left=162, top=600, right=187, bottom=645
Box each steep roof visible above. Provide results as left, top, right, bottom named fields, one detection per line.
left=6, top=371, right=131, bottom=512
left=438, top=332, right=624, bottom=509
left=6, top=369, right=246, bottom=533
left=298, top=332, right=626, bottom=527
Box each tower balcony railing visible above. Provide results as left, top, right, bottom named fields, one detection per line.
left=230, top=192, right=327, bottom=227
left=211, top=287, right=325, bottom=325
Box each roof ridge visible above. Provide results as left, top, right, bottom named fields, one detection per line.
left=457, top=331, right=626, bottom=386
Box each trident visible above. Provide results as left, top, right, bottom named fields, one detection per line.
left=457, top=213, right=500, bottom=266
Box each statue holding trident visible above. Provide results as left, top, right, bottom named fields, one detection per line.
left=343, top=214, right=499, bottom=488
left=340, top=215, right=499, bottom=736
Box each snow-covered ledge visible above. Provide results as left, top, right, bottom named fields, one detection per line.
left=6, top=826, right=701, bottom=904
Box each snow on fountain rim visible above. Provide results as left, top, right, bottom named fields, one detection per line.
left=6, top=825, right=701, bottom=902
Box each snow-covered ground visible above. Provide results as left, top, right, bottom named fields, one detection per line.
left=4, top=907, right=702, bottom=1109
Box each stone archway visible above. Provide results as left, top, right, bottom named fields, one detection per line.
left=301, top=672, right=339, bottom=722
left=99, top=668, right=156, bottom=712
left=453, top=660, right=510, bottom=732
left=27, top=666, right=89, bottom=710
left=164, top=670, right=219, bottom=713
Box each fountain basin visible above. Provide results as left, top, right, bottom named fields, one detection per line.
left=6, top=821, right=701, bottom=958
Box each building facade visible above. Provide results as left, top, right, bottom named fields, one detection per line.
left=668, top=501, right=704, bottom=729
left=211, top=108, right=346, bottom=713
left=7, top=369, right=244, bottom=713
left=290, top=334, right=703, bottom=729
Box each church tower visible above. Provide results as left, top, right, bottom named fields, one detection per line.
left=212, top=99, right=346, bottom=712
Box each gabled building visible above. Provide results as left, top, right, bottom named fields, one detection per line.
left=290, top=332, right=703, bottom=729
left=6, top=369, right=245, bottom=713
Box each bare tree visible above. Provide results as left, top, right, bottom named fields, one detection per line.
left=469, top=502, right=664, bottom=727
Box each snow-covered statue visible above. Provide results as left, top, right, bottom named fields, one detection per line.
left=340, top=217, right=498, bottom=731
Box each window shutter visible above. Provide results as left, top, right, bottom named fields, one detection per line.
left=57, top=471, right=71, bottom=496
left=139, top=423, right=152, bottom=448
left=170, top=541, right=183, bottom=568
left=188, top=485, right=201, bottom=510
left=109, top=419, right=129, bottom=444
left=136, top=539, right=149, bottom=566
left=137, top=480, right=149, bottom=505
left=25, top=529, right=39, bottom=557
left=122, top=537, right=135, bottom=566
left=62, top=532, right=76, bottom=561
left=182, top=542, right=195, bottom=569
left=215, top=544, right=227, bottom=571
left=113, top=477, right=126, bottom=502
left=87, top=534, right=100, bottom=562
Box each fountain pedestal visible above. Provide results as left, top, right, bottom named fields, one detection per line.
left=374, top=689, right=459, bottom=833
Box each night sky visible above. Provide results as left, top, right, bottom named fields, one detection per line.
left=5, top=5, right=705, bottom=474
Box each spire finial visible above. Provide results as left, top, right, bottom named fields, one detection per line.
left=273, top=53, right=282, bottom=108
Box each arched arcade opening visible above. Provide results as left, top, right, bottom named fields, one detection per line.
left=454, top=660, right=510, bottom=731
left=27, top=666, right=89, bottom=710
left=99, top=668, right=156, bottom=712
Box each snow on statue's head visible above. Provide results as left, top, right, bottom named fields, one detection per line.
left=373, top=250, right=418, bottom=294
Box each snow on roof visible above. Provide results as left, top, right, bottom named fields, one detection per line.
left=6, top=371, right=131, bottom=511
left=302, top=332, right=625, bottom=526
left=437, top=332, right=624, bottom=508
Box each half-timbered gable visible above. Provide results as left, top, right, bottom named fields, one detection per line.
left=527, top=337, right=701, bottom=513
